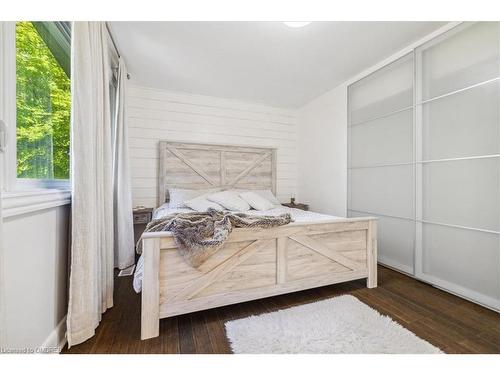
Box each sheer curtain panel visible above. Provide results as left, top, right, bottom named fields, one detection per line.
left=67, top=22, right=114, bottom=347
left=113, top=57, right=134, bottom=270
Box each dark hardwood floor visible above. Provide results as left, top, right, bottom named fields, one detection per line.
left=63, top=265, right=500, bottom=354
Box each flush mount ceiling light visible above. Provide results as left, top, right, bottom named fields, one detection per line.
left=283, top=22, right=311, bottom=28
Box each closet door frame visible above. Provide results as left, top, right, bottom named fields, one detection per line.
left=414, top=22, right=500, bottom=311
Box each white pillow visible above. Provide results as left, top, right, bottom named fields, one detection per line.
left=207, top=190, right=251, bottom=211
left=184, top=196, right=224, bottom=212
left=168, top=188, right=220, bottom=208
left=252, top=189, right=281, bottom=207
left=239, top=191, right=274, bottom=211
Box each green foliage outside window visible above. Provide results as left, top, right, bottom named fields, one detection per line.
left=16, top=21, right=70, bottom=180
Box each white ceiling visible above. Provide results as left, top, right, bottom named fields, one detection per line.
left=109, top=21, right=446, bottom=108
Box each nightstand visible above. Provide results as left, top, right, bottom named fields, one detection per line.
left=133, top=207, right=153, bottom=244
left=133, top=207, right=153, bottom=224
left=282, top=202, right=309, bottom=211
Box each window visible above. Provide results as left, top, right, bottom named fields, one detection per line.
left=15, top=21, right=71, bottom=182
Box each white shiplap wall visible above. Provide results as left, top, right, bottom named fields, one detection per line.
left=127, top=85, right=299, bottom=208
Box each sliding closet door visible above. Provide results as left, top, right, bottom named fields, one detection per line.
left=348, top=54, right=415, bottom=274
left=415, top=22, right=500, bottom=310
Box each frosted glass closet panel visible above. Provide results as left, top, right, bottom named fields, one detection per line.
left=350, top=166, right=413, bottom=218
left=422, top=80, right=500, bottom=160
left=348, top=53, right=414, bottom=274
left=421, top=224, right=500, bottom=306
left=421, top=22, right=500, bottom=100
left=349, top=54, right=413, bottom=125
left=350, top=109, right=413, bottom=167
left=422, top=158, right=500, bottom=231
left=416, top=22, right=500, bottom=310
left=349, top=210, right=415, bottom=274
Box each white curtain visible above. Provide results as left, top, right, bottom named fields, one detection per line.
left=113, top=57, right=134, bottom=269
left=0, top=191, right=4, bottom=349
left=67, top=22, right=114, bottom=347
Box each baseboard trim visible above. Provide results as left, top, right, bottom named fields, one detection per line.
left=40, top=315, right=67, bottom=354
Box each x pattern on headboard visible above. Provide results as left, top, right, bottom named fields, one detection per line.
left=158, top=141, right=277, bottom=206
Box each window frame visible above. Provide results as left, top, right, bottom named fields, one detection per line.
left=0, top=21, right=71, bottom=193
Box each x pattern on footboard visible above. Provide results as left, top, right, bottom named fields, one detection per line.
left=172, top=239, right=273, bottom=302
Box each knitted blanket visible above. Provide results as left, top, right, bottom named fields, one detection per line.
left=137, top=208, right=293, bottom=267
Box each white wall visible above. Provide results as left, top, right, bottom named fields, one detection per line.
left=2, top=204, right=69, bottom=352
left=297, top=84, right=348, bottom=216
left=127, top=85, right=299, bottom=207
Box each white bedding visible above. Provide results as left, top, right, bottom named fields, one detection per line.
left=153, top=203, right=338, bottom=223
left=133, top=205, right=340, bottom=292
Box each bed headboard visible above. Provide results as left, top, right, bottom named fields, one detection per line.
left=158, top=141, right=277, bottom=206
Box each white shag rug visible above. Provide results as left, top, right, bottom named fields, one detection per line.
left=225, top=295, right=443, bottom=354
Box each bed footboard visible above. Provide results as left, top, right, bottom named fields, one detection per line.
left=140, top=217, right=377, bottom=340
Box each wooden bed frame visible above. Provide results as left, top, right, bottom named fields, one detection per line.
left=140, top=141, right=378, bottom=340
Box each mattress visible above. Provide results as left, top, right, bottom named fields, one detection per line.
left=133, top=205, right=340, bottom=292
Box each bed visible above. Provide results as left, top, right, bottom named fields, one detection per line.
left=138, top=141, right=378, bottom=340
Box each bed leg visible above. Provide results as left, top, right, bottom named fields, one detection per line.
left=366, top=220, right=378, bottom=289
left=141, top=237, right=161, bottom=340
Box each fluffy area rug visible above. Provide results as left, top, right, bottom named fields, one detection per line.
left=225, top=295, right=443, bottom=354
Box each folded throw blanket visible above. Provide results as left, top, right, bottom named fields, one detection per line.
left=137, top=208, right=293, bottom=267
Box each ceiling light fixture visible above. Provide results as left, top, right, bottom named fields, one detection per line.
left=283, top=22, right=311, bottom=28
